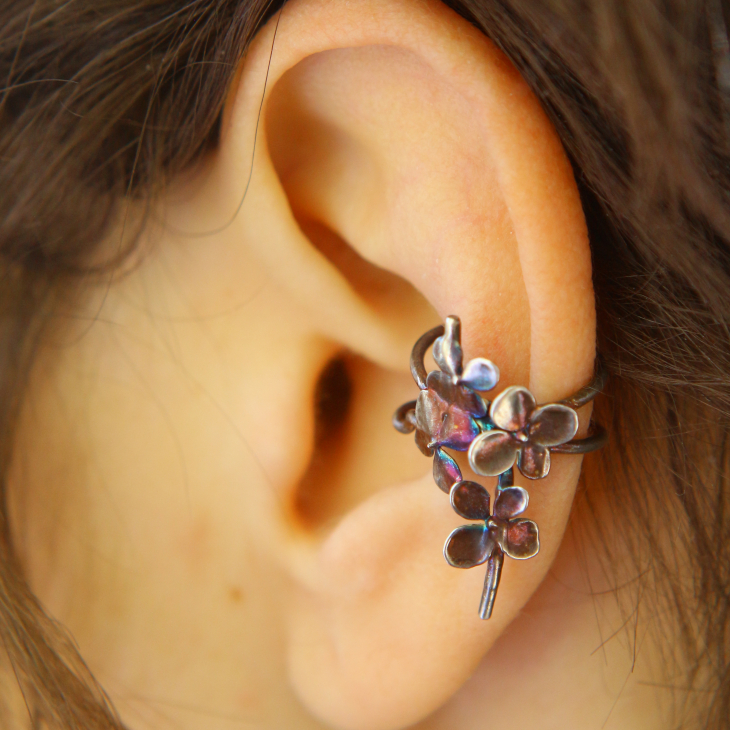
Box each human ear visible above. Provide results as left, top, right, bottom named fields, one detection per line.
left=176, top=0, right=595, bottom=728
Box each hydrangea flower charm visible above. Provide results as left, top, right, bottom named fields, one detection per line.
left=445, top=482, right=539, bottom=619
left=393, top=315, right=607, bottom=619
left=468, top=386, right=579, bottom=479
left=445, top=483, right=539, bottom=567
left=412, top=316, right=499, bottom=455
left=413, top=372, right=486, bottom=454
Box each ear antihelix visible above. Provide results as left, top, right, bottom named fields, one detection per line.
left=396, top=315, right=607, bottom=618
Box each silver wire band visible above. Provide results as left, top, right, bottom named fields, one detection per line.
left=410, top=324, right=444, bottom=389
left=552, top=421, right=608, bottom=454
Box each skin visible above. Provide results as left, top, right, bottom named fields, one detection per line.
left=7, top=0, right=671, bottom=728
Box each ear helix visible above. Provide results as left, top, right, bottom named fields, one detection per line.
left=393, top=315, right=607, bottom=619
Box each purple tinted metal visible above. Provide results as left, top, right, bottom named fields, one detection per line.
left=394, top=315, right=607, bottom=618
left=433, top=448, right=462, bottom=493
left=450, top=481, right=491, bottom=521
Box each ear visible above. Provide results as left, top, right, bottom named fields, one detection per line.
left=173, top=0, right=595, bottom=728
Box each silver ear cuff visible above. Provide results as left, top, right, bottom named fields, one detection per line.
left=393, top=316, right=607, bottom=619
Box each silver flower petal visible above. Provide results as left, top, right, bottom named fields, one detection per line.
left=415, top=427, right=434, bottom=456
left=415, top=388, right=438, bottom=434
left=529, top=404, right=579, bottom=447
left=450, top=481, right=491, bottom=521
left=433, top=448, right=462, bottom=493
left=459, top=358, right=500, bottom=392
left=493, top=486, right=529, bottom=520
left=433, top=316, right=463, bottom=378
left=427, top=371, right=487, bottom=418
left=468, top=429, right=519, bottom=476
left=501, top=518, right=540, bottom=559
left=415, top=374, right=482, bottom=450
left=444, top=524, right=494, bottom=568
left=416, top=393, right=479, bottom=451
left=517, top=443, right=551, bottom=479
left=490, top=386, right=537, bottom=432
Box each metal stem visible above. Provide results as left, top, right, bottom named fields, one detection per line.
left=479, top=548, right=504, bottom=620
left=392, top=399, right=417, bottom=433
left=410, top=324, right=444, bottom=390
left=497, top=467, right=514, bottom=491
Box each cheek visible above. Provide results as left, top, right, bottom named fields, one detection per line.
left=4, top=249, right=324, bottom=685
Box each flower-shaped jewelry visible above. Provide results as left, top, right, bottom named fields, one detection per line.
left=413, top=372, right=486, bottom=454
left=467, top=386, right=579, bottom=480
left=394, top=317, right=499, bottom=456
left=412, top=316, right=499, bottom=455
left=445, top=483, right=539, bottom=619
left=393, top=315, right=607, bottom=619
left=445, top=483, right=539, bottom=565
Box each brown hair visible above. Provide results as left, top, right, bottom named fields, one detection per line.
left=1, top=0, right=729, bottom=726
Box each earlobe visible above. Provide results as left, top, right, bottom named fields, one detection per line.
left=199, top=0, right=597, bottom=728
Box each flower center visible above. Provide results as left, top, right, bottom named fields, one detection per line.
left=487, top=517, right=508, bottom=543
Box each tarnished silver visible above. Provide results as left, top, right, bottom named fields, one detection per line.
left=468, top=386, right=580, bottom=480
left=394, top=315, right=608, bottom=619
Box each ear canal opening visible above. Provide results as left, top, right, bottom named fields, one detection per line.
left=294, top=353, right=353, bottom=528
left=313, top=356, right=353, bottom=444
left=293, top=350, right=430, bottom=532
